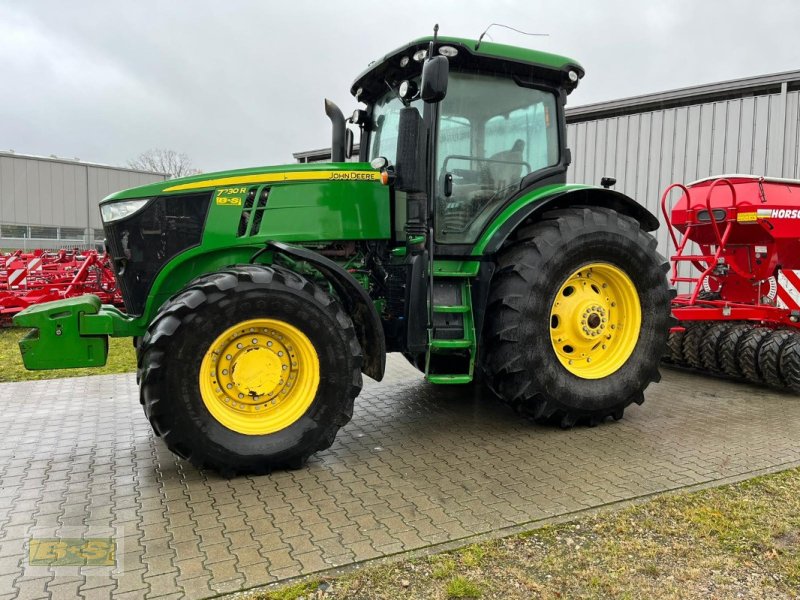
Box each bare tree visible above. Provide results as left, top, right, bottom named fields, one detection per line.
left=128, top=149, right=201, bottom=179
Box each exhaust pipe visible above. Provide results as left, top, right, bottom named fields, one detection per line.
left=324, top=99, right=345, bottom=163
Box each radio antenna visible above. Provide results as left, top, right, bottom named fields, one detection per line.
left=475, top=23, right=549, bottom=51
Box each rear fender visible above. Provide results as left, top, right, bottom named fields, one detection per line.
left=482, top=186, right=659, bottom=255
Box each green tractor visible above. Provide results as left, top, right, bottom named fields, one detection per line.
left=15, top=32, right=672, bottom=474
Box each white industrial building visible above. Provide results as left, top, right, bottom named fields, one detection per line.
left=0, top=152, right=165, bottom=250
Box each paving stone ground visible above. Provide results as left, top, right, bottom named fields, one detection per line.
left=1, top=356, right=800, bottom=599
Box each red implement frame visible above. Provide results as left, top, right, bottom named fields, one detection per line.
left=662, top=176, right=800, bottom=331
left=0, top=249, right=124, bottom=323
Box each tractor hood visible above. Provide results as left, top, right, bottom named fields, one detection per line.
left=98, top=160, right=389, bottom=318
left=102, top=162, right=381, bottom=203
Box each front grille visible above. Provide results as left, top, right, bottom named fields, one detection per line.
left=104, top=192, right=211, bottom=315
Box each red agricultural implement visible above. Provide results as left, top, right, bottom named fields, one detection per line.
left=0, top=249, right=123, bottom=323
left=662, top=175, right=800, bottom=392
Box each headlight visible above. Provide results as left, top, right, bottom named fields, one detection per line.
left=399, top=80, right=419, bottom=100
left=100, top=198, right=151, bottom=223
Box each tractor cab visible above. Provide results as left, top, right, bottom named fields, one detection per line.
left=347, top=35, right=583, bottom=251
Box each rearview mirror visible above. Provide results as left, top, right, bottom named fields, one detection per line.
left=420, top=55, right=449, bottom=103
left=395, top=106, right=427, bottom=193
left=345, top=128, right=355, bottom=159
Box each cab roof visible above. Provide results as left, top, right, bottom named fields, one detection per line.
left=351, top=36, right=585, bottom=102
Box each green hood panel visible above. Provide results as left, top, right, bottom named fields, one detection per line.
left=102, top=162, right=381, bottom=202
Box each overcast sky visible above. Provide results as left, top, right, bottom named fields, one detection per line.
left=0, top=0, right=797, bottom=173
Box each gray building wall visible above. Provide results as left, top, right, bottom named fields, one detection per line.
left=0, top=152, right=165, bottom=249
left=565, top=70, right=800, bottom=256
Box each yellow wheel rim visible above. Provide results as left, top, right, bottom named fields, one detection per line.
left=199, top=318, right=320, bottom=435
left=549, top=262, right=641, bottom=379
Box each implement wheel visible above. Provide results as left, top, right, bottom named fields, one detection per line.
left=718, top=323, right=751, bottom=378
left=665, top=328, right=686, bottom=365
left=482, top=207, right=672, bottom=427
left=138, top=264, right=362, bottom=475
left=758, top=329, right=794, bottom=389
left=779, top=334, right=800, bottom=393
left=682, top=323, right=710, bottom=370
left=700, top=322, right=735, bottom=373
left=739, top=327, right=771, bottom=384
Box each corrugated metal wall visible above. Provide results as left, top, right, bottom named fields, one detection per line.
left=566, top=86, right=800, bottom=257
left=0, top=153, right=165, bottom=247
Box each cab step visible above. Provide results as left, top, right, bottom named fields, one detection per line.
left=426, top=374, right=473, bottom=384
left=429, top=339, right=473, bottom=350
left=432, top=304, right=470, bottom=313
left=425, top=277, right=477, bottom=384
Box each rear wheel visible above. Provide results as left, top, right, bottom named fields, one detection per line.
left=482, top=207, right=672, bottom=426
left=138, top=264, right=362, bottom=475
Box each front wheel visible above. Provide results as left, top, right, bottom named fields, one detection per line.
left=138, top=264, right=362, bottom=475
left=482, top=207, right=672, bottom=426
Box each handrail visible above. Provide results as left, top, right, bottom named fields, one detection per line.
left=659, top=182, right=691, bottom=252
left=703, top=178, right=737, bottom=248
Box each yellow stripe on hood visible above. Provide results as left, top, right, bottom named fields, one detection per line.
left=164, top=170, right=381, bottom=192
